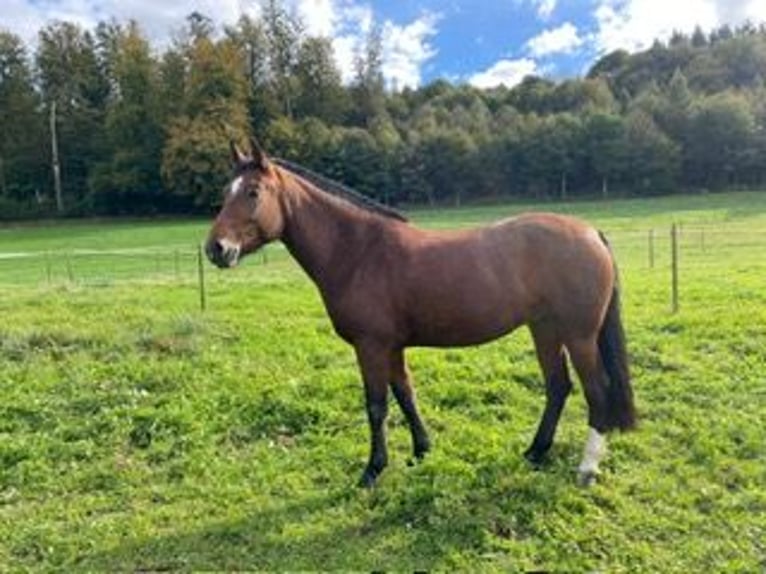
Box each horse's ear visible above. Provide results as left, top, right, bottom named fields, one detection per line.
left=249, top=136, right=269, bottom=171
left=230, top=140, right=246, bottom=167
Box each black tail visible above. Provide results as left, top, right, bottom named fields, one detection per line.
left=597, top=233, right=637, bottom=431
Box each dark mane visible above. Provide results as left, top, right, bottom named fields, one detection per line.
left=273, top=158, right=408, bottom=222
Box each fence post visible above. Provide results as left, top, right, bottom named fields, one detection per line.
left=45, top=251, right=52, bottom=284
left=197, top=243, right=207, bottom=312
left=671, top=223, right=679, bottom=313
left=174, top=249, right=180, bottom=280
left=649, top=228, right=655, bottom=269
left=65, top=252, right=74, bottom=283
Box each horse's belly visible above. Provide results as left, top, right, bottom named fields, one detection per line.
left=406, top=307, right=523, bottom=347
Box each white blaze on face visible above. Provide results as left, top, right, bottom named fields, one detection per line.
left=578, top=427, right=606, bottom=476
left=230, top=176, right=244, bottom=197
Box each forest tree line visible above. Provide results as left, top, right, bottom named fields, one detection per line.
left=2, top=4, right=766, bottom=218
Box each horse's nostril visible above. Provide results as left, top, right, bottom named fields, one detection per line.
left=205, top=239, right=223, bottom=262
left=206, top=237, right=240, bottom=268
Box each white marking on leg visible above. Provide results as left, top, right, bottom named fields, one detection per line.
left=230, top=176, right=244, bottom=197
left=578, top=427, right=606, bottom=476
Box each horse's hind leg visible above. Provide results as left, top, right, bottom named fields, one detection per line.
left=524, top=324, right=572, bottom=465
left=390, top=349, right=430, bottom=461
left=566, top=336, right=609, bottom=485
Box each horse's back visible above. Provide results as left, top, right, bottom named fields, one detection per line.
left=395, top=212, right=614, bottom=346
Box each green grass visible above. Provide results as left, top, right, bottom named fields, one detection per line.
left=1, top=192, right=765, bottom=571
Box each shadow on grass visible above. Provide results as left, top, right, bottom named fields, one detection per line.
left=74, top=451, right=578, bottom=571
left=74, top=488, right=477, bottom=570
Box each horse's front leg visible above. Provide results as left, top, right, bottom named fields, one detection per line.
left=354, top=341, right=391, bottom=488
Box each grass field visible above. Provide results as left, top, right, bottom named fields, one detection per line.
left=1, top=192, right=764, bottom=571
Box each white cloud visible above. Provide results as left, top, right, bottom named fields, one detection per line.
left=591, top=0, right=766, bottom=55
left=535, top=0, right=557, bottom=20
left=714, top=0, right=766, bottom=23
left=295, top=0, right=336, bottom=38
left=1, top=0, right=48, bottom=45
left=332, top=36, right=361, bottom=84
left=292, top=1, right=441, bottom=89
left=324, top=2, right=374, bottom=84
left=526, top=22, right=583, bottom=57
left=516, top=0, right=557, bottom=20
left=382, top=12, right=439, bottom=89
left=307, top=3, right=438, bottom=89
left=469, top=57, right=539, bottom=88
left=0, top=0, right=439, bottom=89
left=1, top=0, right=250, bottom=48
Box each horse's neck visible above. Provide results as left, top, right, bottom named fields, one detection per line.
left=280, top=176, right=382, bottom=291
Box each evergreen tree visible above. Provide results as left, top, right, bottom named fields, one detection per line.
left=295, top=37, right=349, bottom=123
left=263, top=0, right=303, bottom=118
left=351, top=23, right=387, bottom=126
left=89, top=22, right=164, bottom=213
left=36, top=21, right=110, bottom=211
left=0, top=31, right=44, bottom=207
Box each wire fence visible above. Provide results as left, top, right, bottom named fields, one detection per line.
left=0, top=243, right=288, bottom=285
left=1, top=224, right=764, bottom=313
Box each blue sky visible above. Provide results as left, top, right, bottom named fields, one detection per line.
left=3, top=0, right=766, bottom=88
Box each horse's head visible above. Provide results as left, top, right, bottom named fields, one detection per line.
left=206, top=138, right=286, bottom=268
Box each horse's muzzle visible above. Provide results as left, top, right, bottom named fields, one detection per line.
left=206, top=238, right=241, bottom=268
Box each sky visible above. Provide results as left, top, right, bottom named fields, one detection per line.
left=3, top=0, right=766, bottom=89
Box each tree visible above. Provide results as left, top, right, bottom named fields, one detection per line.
left=94, top=19, right=123, bottom=94
left=508, top=76, right=556, bottom=114
left=623, top=110, right=680, bottom=194
left=525, top=114, right=584, bottom=199
left=161, top=35, right=249, bottom=208
left=584, top=112, right=626, bottom=197
left=549, top=78, right=617, bottom=114
left=184, top=11, right=215, bottom=44
left=691, top=26, right=708, bottom=48
left=335, top=127, right=387, bottom=200
left=262, top=0, right=303, bottom=118
left=88, top=22, right=164, bottom=213
left=408, top=128, right=477, bottom=206
left=0, top=31, right=44, bottom=206
left=368, top=117, right=403, bottom=204
left=294, top=37, right=348, bottom=123
left=686, top=92, right=755, bottom=189
left=351, top=23, right=387, bottom=126
left=225, top=15, right=279, bottom=134
left=293, top=117, right=340, bottom=175
left=36, top=21, right=110, bottom=212
left=157, top=48, right=186, bottom=123
left=264, top=116, right=302, bottom=159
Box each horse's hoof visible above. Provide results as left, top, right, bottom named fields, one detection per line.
left=406, top=456, right=425, bottom=467
left=523, top=447, right=547, bottom=467
left=577, top=470, right=598, bottom=487
left=409, top=447, right=429, bottom=467
left=358, top=469, right=378, bottom=488
left=414, top=439, right=431, bottom=459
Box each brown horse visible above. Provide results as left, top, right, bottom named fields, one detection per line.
left=206, top=139, right=636, bottom=487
